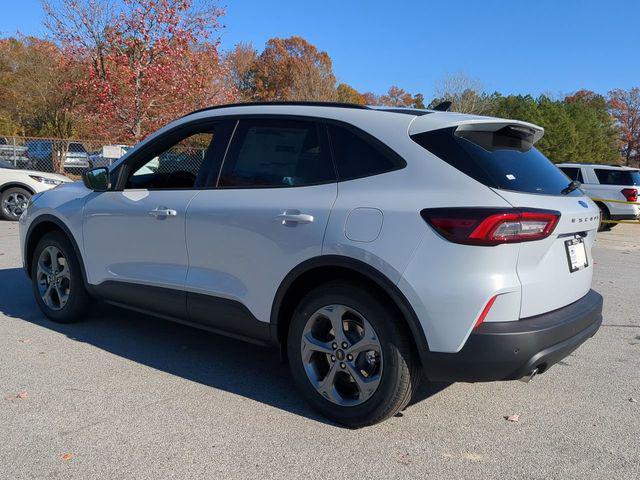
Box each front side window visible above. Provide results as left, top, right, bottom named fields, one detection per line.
left=412, top=126, right=581, bottom=196
left=219, top=119, right=334, bottom=188
left=594, top=169, right=640, bottom=186
left=328, top=125, right=404, bottom=180
left=126, top=130, right=215, bottom=189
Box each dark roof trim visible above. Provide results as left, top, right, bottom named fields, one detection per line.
left=184, top=101, right=369, bottom=118
left=374, top=108, right=432, bottom=116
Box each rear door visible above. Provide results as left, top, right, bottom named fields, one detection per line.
left=184, top=117, right=337, bottom=337
left=411, top=122, right=600, bottom=318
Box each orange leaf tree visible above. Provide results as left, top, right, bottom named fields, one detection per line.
left=44, top=0, right=236, bottom=143
left=608, top=88, right=640, bottom=167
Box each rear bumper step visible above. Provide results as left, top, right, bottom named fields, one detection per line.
left=423, top=289, right=603, bottom=382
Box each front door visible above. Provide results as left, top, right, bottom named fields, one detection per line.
left=83, top=122, right=224, bottom=318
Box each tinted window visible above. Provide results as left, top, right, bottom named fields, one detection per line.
left=412, top=127, right=580, bottom=196
left=0, top=159, right=15, bottom=169
left=594, top=169, right=640, bottom=186
left=68, top=142, right=87, bottom=153
left=559, top=167, right=584, bottom=183
left=219, top=119, right=334, bottom=187
left=329, top=125, right=404, bottom=180
left=126, top=129, right=216, bottom=189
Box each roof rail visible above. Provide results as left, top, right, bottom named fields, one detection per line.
left=557, top=162, right=629, bottom=168
left=184, top=101, right=370, bottom=117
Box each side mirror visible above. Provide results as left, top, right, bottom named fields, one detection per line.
left=82, top=167, right=110, bottom=191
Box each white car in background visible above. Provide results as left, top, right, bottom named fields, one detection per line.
left=0, top=159, right=71, bottom=221
left=557, top=163, right=640, bottom=230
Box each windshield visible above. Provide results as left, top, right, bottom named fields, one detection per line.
left=594, top=169, right=640, bottom=186
left=0, top=159, right=15, bottom=169
left=411, top=126, right=581, bottom=196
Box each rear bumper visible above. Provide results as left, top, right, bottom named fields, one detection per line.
left=423, top=289, right=603, bottom=382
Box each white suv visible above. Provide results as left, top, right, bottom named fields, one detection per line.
left=19, top=102, right=603, bottom=427
left=557, top=163, right=639, bottom=230
left=0, top=159, right=71, bottom=221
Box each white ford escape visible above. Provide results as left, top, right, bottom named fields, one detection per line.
left=19, top=102, right=603, bottom=427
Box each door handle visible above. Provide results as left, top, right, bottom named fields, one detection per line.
left=148, top=207, right=177, bottom=217
left=275, top=211, right=314, bottom=225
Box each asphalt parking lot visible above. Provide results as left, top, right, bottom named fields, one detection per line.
left=1, top=220, right=638, bottom=479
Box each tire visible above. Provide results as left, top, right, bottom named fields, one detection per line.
left=287, top=281, right=421, bottom=428
left=596, top=203, right=612, bottom=232
left=1, top=187, right=31, bottom=221
left=31, top=231, right=90, bottom=323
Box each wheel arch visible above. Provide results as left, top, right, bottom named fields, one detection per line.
left=594, top=200, right=610, bottom=216
left=270, top=255, right=430, bottom=366
left=0, top=182, right=35, bottom=195
left=25, top=214, right=87, bottom=284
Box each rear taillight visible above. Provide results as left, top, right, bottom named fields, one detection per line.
left=421, top=208, right=560, bottom=246
left=621, top=188, right=638, bottom=203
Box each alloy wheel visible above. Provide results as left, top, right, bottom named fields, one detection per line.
left=300, top=304, right=383, bottom=406
left=2, top=191, right=29, bottom=219
left=36, top=246, right=71, bottom=311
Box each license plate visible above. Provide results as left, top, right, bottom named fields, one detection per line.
left=565, top=237, right=588, bottom=273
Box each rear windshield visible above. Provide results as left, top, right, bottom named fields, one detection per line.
left=411, top=126, right=580, bottom=196
left=594, top=169, right=640, bottom=186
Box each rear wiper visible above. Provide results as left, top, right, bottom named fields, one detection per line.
left=561, top=180, right=581, bottom=195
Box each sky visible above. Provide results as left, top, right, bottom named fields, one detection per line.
left=1, top=0, right=639, bottom=99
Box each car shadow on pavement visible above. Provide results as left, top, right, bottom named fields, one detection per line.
left=0, top=267, right=449, bottom=425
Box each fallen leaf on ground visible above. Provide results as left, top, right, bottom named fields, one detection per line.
left=18, top=339, right=31, bottom=344
left=61, top=453, right=73, bottom=461
left=16, top=392, right=28, bottom=400
left=505, top=414, right=520, bottom=422
left=463, top=452, right=483, bottom=461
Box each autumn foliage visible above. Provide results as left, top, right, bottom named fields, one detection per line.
left=44, top=0, right=235, bottom=142
left=0, top=0, right=638, bottom=167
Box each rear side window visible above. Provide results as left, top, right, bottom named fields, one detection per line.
left=594, top=169, right=640, bottom=186
left=411, top=127, right=580, bottom=196
left=328, top=125, right=404, bottom=180
left=559, top=167, right=584, bottom=183
left=219, top=119, right=334, bottom=188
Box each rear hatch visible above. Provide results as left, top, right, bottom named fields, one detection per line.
left=411, top=116, right=599, bottom=318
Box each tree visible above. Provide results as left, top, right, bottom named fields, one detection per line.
left=251, top=36, right=337, bottom=101
left=608, top=88, right=640, bottom=167
left=564, top=90, right=619, bottom=165
left=0, top=36, right=82, bottom=139
left=535, top=96, right=578, bottom=163
left=379, top=86, right=413, bottom=106
left=225, top=42, right=259, bottom=101
left=431, top=71, right=491, bottom=114
left=336, top=83, right=365, bottom=104
left=43, top=0, right=235, bottom=142
left=412, top=93, right=426, bottom=109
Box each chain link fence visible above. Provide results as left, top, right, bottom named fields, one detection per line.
left=0, top=135, right=130, bottom=176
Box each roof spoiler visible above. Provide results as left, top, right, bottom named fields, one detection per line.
left=409, top=115, right=544, bottom=144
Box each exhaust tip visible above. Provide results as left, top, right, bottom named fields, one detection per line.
left=519, top=368, right=539, bottom=383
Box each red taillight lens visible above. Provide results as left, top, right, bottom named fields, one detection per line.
left=621, top=188, right=638, bottom=203
left=421, top=208, right=561, bottom=246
